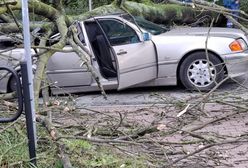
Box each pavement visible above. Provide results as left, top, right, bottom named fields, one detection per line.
left=74, top=76, right=248, bottom=167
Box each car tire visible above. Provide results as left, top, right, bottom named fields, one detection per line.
left=179, top=52, right=224, bottom=91
left=7, top=71, right=49, bottom=96
left=7, top=71, right=21, bottom=93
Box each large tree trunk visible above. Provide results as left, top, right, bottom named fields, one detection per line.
left=72, top=1, right=207, bottom=26
left=124, top=1, right=197, bottom=24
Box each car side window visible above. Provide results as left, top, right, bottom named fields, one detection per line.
left=98, top=19, right=140, bottom=46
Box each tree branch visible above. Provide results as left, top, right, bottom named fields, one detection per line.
left=68, top=25, right=107, bottom=99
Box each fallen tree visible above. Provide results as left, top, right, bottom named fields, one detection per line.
left=1, top=1, right=248, bottom=167
left=1, top=0, right=247, bottom=110
left=0, top=0, right=194, bottom=111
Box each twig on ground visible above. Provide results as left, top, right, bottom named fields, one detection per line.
left=177, top=104, right=191, bottom=117
left=115, top=125, right=161, bottom=140
left=0, top=118, right=20, bottom=134
left=36, top=115, right=73, bottom=167
left=58, top=143, right=73, bottom=168
left=216, top=100, right=248, bottom=110
left=0, top=92, right=16, bottom=100
left=184, top=99, right=248, bottom=133
left=163, top=140, right=248, bottom=167
left=182, top=130, right=216, bottom=143
left=59, top=135, right=141, bottom=145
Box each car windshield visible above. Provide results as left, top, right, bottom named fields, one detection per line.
left=122, top=15, right=168, bottom=35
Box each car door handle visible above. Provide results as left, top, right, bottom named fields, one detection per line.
left=117, top=50, right=127, bottom=55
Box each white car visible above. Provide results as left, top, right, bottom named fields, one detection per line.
left=1, top=14, right=248, bottom=94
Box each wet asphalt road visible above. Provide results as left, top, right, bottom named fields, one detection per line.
left=75, top=75, right=248, bottom=108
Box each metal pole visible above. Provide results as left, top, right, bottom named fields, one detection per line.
left=21, top=62, right=37, bottom=165
left=89, top=0, right=92, bottom=11
left=21, top=0, right=37, bottom=165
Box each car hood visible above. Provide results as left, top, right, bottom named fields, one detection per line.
left=160, top=27, right=247, bottom=39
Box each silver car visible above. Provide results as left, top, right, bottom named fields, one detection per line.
left=1, top=14, right=248, bottom=94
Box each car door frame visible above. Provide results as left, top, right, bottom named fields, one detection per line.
left=95, top=17, right=158, bottom=90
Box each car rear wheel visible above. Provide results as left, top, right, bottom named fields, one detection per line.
left=7, top=71, right=49, bottom=96
left=7, top=71, right=21, bottom=93
left=179, top=52, right=225, bottom=91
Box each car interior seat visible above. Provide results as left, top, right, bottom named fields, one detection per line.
left=95, top=34, right=117, bottom=78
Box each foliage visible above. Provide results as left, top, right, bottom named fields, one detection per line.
left=63, top=139, right=147, bottom=167
left=64, top=0, right=160, bottom=14
left=64, top=0, right=113, bottom=15
left=0, top=121, right=61, bottom=167
left=240, top=0, right=248, bottom=13
left=0, top=121, right=147, bottom=167
left=0, top=124, right=29, bottom=167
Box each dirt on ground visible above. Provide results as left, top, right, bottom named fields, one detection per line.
left=45, top=87, right=248, bottom=168
left=1, top=84, right=248, bottom=167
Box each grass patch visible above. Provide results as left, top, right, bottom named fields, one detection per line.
left=0, top=121, right=60, bottom=168
left=0, top=121, right=148, bottom=167
left=63, top=139, right=147, bottom=167
left=0, top=123, right=29, bottom=167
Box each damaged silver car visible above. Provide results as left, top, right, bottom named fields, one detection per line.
left=1, top=14, right=248, bottom=94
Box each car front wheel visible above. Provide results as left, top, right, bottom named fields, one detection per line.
left=179, top=52, right=225, bottom=91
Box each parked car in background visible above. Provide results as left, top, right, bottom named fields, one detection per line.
left=1, top=13, right=248, bottom=94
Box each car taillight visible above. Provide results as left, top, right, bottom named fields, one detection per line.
left=229, top=39, right=248, bottom=52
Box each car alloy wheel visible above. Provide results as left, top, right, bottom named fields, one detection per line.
left=179, top=52, right=224, bottom=91
left=187, top=59, right=216, bottom=88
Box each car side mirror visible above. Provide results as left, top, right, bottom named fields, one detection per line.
left=143, top=32, right=151, bottom=41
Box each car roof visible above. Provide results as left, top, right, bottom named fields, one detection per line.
left=85, top=13, right=127, bottom=21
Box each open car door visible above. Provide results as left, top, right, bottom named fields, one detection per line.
left=98, top=18, right=157, bottom=90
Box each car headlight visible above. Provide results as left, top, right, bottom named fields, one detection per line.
left=229, top=39, right=248, bottom=52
